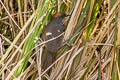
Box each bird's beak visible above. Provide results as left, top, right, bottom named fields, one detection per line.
left=66, top=14, right=71, bottom=17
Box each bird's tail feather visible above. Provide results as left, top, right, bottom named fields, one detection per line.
left=42, top=50, right=55, bottom=70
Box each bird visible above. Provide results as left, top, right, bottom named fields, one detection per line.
left=42, top=13, right=69, bottom=70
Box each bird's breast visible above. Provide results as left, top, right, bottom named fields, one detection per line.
left=45, top=21, right=64, bottom=53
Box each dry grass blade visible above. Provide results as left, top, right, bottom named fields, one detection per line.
left=64, top=0, right=85, bottom=40
left=1, top=0, right=120, bottom=80
left=0, top=0, right=21, bottom=30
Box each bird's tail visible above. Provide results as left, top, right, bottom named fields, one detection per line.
left=42, top=49, right=55, bottom=70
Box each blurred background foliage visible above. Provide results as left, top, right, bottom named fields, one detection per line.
left=0, top=0, right=120, bottom=80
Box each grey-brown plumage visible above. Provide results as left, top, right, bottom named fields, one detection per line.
left=42, top=13, right=69, bottom=70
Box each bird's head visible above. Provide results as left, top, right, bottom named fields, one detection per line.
left=53, top=12, right=70, bottom=19
left=52, top=12, right=70, bottom=24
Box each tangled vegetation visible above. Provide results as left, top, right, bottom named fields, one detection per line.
left=0, top=0, right=120, bottom=80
